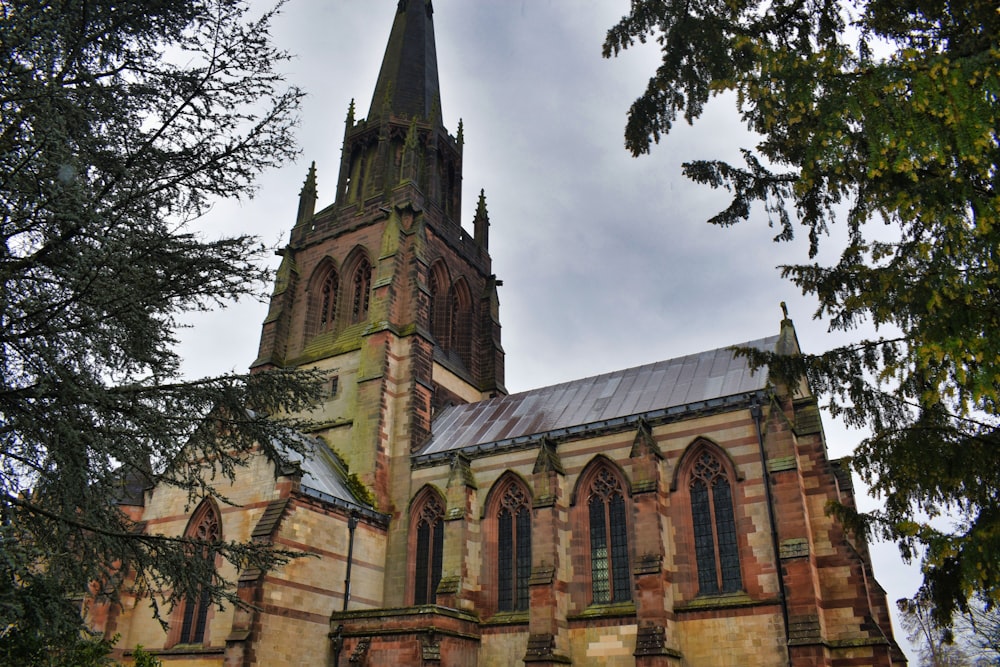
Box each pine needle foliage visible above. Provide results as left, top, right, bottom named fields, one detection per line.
left=0, top=0, right=325, bottom=660
left=605, top=0, right=1000, bottom=624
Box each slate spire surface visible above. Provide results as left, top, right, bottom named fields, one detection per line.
left=368, top=0, right=443, bottom=126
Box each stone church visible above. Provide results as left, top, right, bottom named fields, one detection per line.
left=92, top=2, right=906, bottom=665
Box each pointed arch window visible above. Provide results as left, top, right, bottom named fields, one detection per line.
left=350, top=258, right=372, bottom=323
left=429, top=271, right=439, bottom=337
left=495, top=481, right=531, bottom=612
left=319, top=270, right=339, bottom=330
left=448, top=279, right=473, bottom=368
left=448, top=286, right=460, bottom=352
left=690, top=451, right=742, bottom=595
left=429, top=265, right=445, bottom=345
left=587, top=468, right=631, bottom=604
left=413, top=494, right=444, bottom=606
left=177, top=501, right=220, bottom=645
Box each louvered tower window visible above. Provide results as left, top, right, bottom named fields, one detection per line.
left=496, top=483, right=531, bottom=612
left=350, top=258, right=371, bottom=323
left=319, top=271, right=338, bottom=329
left=588, top=468, right=631, bottom=604
left=690, top=451, right=742, bottom=595
left=413, top=495, right=444, bottom=605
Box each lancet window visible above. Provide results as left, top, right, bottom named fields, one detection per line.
left=587, top=467, right=631, bottom=604
left=412, top=493, right=444, bottom=606
left=177, top=501, right=220, bottom=645
left=495, top=481, right=531, bottom=612
left=350, top=258, right=372, bottom=323
left=690, top=450, right=742, bottom=595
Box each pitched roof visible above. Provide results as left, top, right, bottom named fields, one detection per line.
left=276, top=433, right=387, bottom=525
left=418, top=335, right=779, bottom=459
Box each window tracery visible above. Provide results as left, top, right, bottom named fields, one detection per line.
left=495, top=482, right=531, bottom=612
left=319, top=270, right=338, bottom=329
left=350, top=258, right=372, bottom=323
left=177, top=502, right=220, bottom=645
left=690, top=450, right=742, bottom=595
left=587, top=467, right=631, bottom=604
left=413, top=494, right=444, bottom=606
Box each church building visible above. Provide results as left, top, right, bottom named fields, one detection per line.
left=93, top=2, right=906, bottom=665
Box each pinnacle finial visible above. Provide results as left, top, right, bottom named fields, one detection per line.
left=346, top=99, right=355, bottom=126
left=296, top=161, right=318, bottom=226
left=474, top=189, right=490, bottom=249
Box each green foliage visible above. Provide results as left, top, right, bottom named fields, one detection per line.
left=605, top=0, right=1000, bottom=624
left=0, top=0, right=325, bottom=660
left=130, top=646, right=163, bottom=667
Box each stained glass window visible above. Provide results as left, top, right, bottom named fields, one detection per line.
left=414, top=495, right=444, bottom=605
left=690, top=451, right=742, bottom=595
left=496, top=482, right=531, bottom=612
left=588, top=468, right=631, bottom=604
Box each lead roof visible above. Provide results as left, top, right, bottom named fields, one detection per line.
left=419, top=335, right=780, bottom=458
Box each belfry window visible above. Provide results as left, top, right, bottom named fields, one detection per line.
left=319, top=271, right=338, bottom=329
left=496, top=482, right=531, bottom=612
left=350, top=258, right=372, bottom=323
left=448, top=287, right=460, bottom=352
left=690, top=451, right=742, bottom=595
left=587, top=467, right=631, bottom=604
left=413, top=494, right=444, bottom=605
left=177, top=501, right=220, bottom=644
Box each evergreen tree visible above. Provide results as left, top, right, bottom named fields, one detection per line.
left=0, top=0, right=323, bottom=660
left=604, top=0, right=999, bottom=623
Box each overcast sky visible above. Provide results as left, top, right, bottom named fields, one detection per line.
left=178, top=1, right=919, bottom=658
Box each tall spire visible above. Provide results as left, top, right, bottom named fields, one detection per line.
left=368, top=0, right=443, bottom=126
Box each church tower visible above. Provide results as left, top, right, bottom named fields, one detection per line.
left=252, top=0, right=505, bottom=511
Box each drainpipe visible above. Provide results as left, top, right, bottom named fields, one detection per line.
left=751, top=398, right=793, bottom=667
left=330, top=624, right=344, bottom=667
left=343, top=512, right=359, bottom=611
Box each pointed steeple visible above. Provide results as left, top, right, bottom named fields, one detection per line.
left=368, top=0, right=443, bottom=127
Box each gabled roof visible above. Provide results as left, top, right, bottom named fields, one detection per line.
left=277, top=433, right=387, bottom=525
left=418, top=335, right=779, bottom=460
